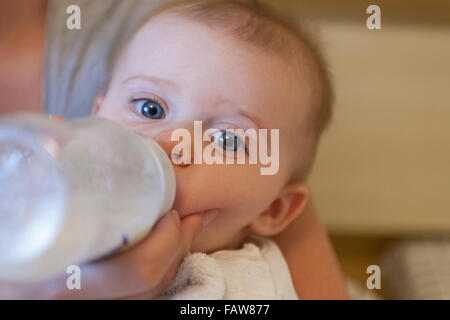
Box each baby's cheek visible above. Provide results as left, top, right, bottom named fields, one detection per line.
left=215, top=172, right=280, bottom=219
left=172, top=164, right=250, bottom=210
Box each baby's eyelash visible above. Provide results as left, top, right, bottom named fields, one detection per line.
left=129, top=94, right=168, bottom=120
left=130, top=96, right=165, bottom=107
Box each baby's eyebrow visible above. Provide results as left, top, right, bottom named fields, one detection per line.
left=122, top=74, right=179, bottom=91
left=235, top=108, right=264, bottom=129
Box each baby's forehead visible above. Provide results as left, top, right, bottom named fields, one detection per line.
left=116, top=10, right=320, bottom=146
left=147, top=13, right=316, bottom=114
left=133, top=16, right=309, bottom=106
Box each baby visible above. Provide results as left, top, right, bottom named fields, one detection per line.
left=92, top=0, right=332, bottom=299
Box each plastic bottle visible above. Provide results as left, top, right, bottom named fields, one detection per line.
left=0, top=113, right=175, bottom=282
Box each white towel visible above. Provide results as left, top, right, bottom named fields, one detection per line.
left=157, top=235, right=299, bottom=300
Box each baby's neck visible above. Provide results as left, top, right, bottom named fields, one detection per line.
left=212, top=232, right=254, bottom=253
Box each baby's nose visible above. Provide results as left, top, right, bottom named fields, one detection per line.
left=152, top=127, right=193, bottom=167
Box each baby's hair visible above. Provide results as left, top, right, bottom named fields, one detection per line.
left=103, top=0, right=333, bottom=182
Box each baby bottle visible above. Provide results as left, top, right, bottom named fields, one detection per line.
left=0, top=113, right=176, bottom=282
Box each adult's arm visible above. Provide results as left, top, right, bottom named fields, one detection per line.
left=272, top=199, right=349, bottom=299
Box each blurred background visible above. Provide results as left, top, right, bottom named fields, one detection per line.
left=271, top=0, right=450, bottom=299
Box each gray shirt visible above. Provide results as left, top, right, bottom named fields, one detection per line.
left=43, top=0, right=165, bottom=119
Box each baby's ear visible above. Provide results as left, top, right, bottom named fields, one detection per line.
left=249, top=183, right=308, bottom=237
left=92, top=96, right=104, bottom=116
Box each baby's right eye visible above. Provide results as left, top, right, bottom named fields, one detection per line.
left=133, top=99, right=166, bottom=119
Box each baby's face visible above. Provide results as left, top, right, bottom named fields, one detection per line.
left=95, top=14, right=308, bottom=252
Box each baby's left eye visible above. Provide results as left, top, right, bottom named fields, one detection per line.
left=212, top=130, right=245, bottom=152
left=133, top=99, right=166, bottom=119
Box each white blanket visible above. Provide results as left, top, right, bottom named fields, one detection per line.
left=157, top=235, right=299, bottom=300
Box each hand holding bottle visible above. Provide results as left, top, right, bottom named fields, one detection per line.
left=0, top=209, right=206, bottom=299
left=0, top=113, right=217, bottom=299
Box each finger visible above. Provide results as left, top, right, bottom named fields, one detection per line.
left=107, top=212, right=205, bottom=299
left=124, top=211, right=205, bottom=288
left=121, top=255, right=182, bottom=300
left=116, top=213, right=205, bottom=300
left=76, top=211, right=185, bottom=298
left=136, top=210, right=200, bottom=271
left=52, top=210, right=202, bottom=299
left=178, top=212, right=204, bottom=253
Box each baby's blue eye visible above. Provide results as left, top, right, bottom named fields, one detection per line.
left=134, top=99, right=166, bottom=119
left=212, top=130, right=245, bottom=152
